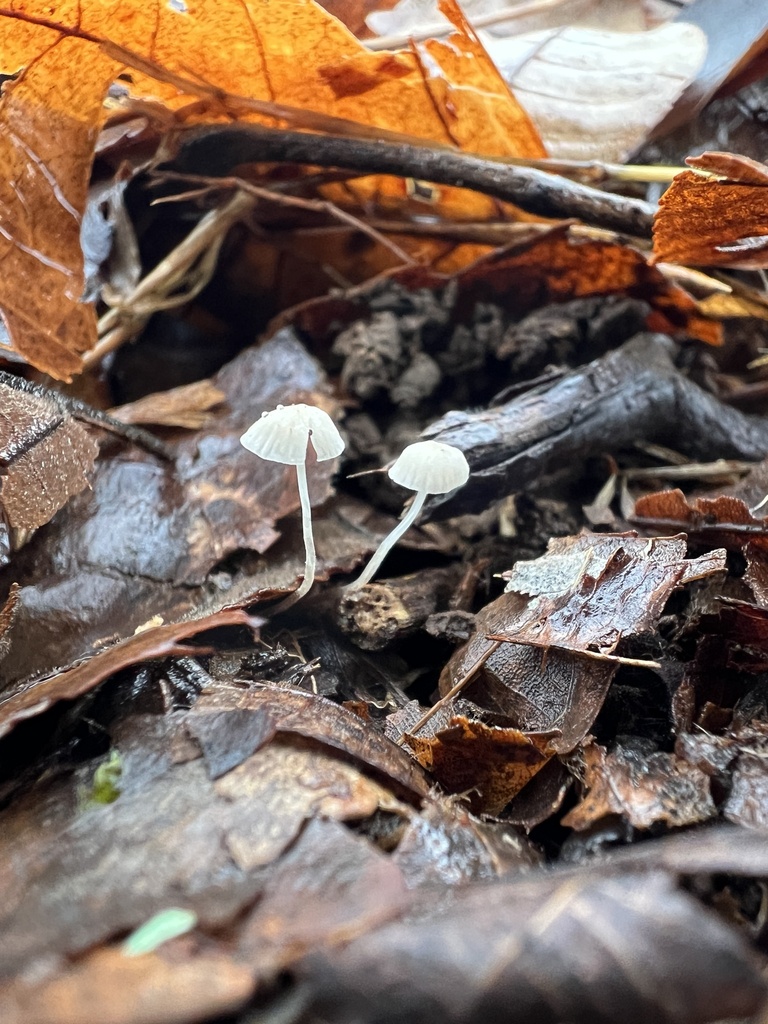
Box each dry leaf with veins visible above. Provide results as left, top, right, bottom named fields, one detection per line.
left=653, top=152, right=768, bottom=269
left=0, top=0, right=543, bottom=378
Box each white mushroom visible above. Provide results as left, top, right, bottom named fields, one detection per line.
left=240, top=403, right=344, bottom=602
left=348, top=439, right=469, bottom=591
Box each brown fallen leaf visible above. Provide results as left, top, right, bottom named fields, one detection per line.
left=190, top=685, right=431, bottom=801
left=300, top=868, right=765, bottom=1024
left=0, top=694, right=411, bottom=978
left=0, top=0, right=545, bottom=378
left=653, top=152, right=768, bottom=269
left=0, top=329, right=342, bottom=686
left=238, top=816, right=408, bottom=965
left=392, top=795, right=540, bottom=885
left=0, top=374, right=99, bottom=530
left=438, top=532, right=725, bottom=753
left=562, top=741, right=716, bottom=832
left=493, top=532, right=727, bottom=654
left=0, top=607, right=261, bottom=740
left=0, top=948, right=254, bottom=1024
left=215, top=739, right=405, bottom=871
left=633, top=487, right=768, bottom=607
left=110, top=379, right=225, bottom=430
left=402, top=707, right=558, bottom=814
left=0, top=32, right=111, bottom=379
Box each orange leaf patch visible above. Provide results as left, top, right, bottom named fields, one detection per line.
left=653, top=151, right=768, bottom=269
left=0, top=0, right=545, bottom=378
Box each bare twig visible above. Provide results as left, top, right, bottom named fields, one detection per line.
left=176, top=126, right=656, bottom=237
left=151, top=170, right=417, bottom=267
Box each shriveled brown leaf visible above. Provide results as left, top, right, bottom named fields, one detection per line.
left=562, top=741, right=716, bottom=832
left=0, top=373, right=99, bottom=530
left=215, top=740, right=405, bottom=871
left=653, top=153, right=768, bottom=269
left=406, top=712, right=557, bottom=815
left=678, top=722, right=768, bottom=830
left=110, top=380, right=225, bottom=430
left=439, top=533, right=725, bottom=754
left=633, top=487, right=768, bottom=606
left=493, top=532, right=724, bottom=655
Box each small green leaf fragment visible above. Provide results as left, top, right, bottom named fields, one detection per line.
left=80, top=749, right=123, bottom=808
left=122, top=908, right=198, bottom=957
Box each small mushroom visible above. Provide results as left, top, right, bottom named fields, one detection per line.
left=347, top=439, right=469, bottom=591
left=240, top=403, right=345, bottom=603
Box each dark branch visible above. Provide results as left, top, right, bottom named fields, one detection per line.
left=174, top=125, right=656, bottom=238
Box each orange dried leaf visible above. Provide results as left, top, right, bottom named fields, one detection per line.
left=0, top=0, right=545, bottom=376
left=405, top=714, right=557, bottom=815
left=0, top=37, right=115, bottom=378
left=653, top=154, right=768, bottom=270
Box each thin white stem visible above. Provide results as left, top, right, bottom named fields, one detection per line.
left=294, top=460, right=316, bottom=601
left=348, top=490, right=426, bottom=591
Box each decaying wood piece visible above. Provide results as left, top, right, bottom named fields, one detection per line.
left=338, top=566, right=463, bottom=651
left=422, top=333, right=768, bottom=518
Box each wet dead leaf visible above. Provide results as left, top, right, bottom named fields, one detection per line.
left=191, top=685, right=431, bottom=801
left=0, top=330, right=342, bottom=686
left=392, top=796, right=539, bottom=885
left=0, top=374, right=99, bottom=530
left=0, top=694, right=411, bottom=978
left=653, top=152, right=768, bottom=269
left=215, top=739, right=404, bottom=871
left=301, top=869, right=765, bottom=1024
left=439, top=533, right=724, bottom=754
left=562, top=741, right=716, bottom=832
left=493, top=532, right=727, bottom=655
left=0, top=608, right=261, bottom=740
left=238, top=816, right=408, bottom=964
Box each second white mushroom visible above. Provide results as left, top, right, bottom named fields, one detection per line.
left=347, top=439, right=470, bottom=591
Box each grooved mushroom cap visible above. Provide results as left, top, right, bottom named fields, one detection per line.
left=388, top=440, right=470, bottom=494
left=240, top=403, right=345, bottom=465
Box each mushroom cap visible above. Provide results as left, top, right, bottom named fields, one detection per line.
left=240, top=403, right=345, bottom=465
left=388, top=440, right=470, bottom=495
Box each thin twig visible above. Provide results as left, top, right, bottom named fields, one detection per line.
left=152, top=170, right=417, bottom=267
